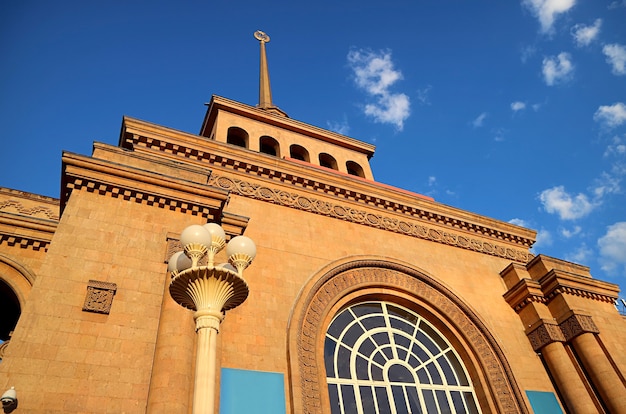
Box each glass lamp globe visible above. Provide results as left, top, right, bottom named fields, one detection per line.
left=180, top=224, right=212, bottom=248
left=226, top=235, right=257, bottom=260
left=203, top=222, right=226, bottom=243
left=167, top=251, right=193, bottom=272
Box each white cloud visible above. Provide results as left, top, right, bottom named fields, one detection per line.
left=492, top=127, right=507, bottom=142
left=560, top=225, right=582, bottom=238
left=603, top=44, right=626, bottom=76
left=598, top=222, right=626, bottom=274
left=591, top=172, right=621, bottom=199
left=534, top=228, right=553, bottom=249
left=511, top=101, right=526, bottom=112
left=542, top=52, right=574, bottom=85
left=608, top=0, right=626, bottom=9
left=571, top=19, right=602, bottom=47
left=347, top=49, right=410, bottom=130
left=522, top=0, right=576, bottom=33
left=604, top=135, right=626, bottom=157
left=428, top=176, right=436, bottom=186
left=594, top=102, right=626, bottom=128
left=509, top=218, right=528, bottom=227
left=539, top=185, right=596, bottom=220
left=472, top=112, right=488, bottom=128
left=565, top=243, right=592, bottom=264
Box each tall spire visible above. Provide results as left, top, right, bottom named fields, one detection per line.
left=254, top=30, right=287, bottom=117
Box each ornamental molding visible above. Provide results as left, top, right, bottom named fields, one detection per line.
left=82, top=280, right=117, bottom=314
left=123, top=133, right=535, bottom=250
left=0, top=199, right=59, bottom=220
left=208, top=174, right=533, bottom=263
left=0, top=234, right=50, bottom=252
left=292, top=260, right=529, bottom=414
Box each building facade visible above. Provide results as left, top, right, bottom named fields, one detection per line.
left=1, top=34, right=625, bottom=414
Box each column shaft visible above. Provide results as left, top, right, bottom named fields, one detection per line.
left=541, top=341, right=598, bottom=413
left=571, top=333, right=626, bottom=414
left=193, top=316, right=221, bottom=414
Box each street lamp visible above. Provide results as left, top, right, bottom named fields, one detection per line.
left=168, top=222, right=256, bottom=414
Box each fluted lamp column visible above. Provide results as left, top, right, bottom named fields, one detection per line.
left=168, top=223, right=256, bottom=414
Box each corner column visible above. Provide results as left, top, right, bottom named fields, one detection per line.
left=527, top=320, right=598, bottom=413
left=560, top=313, right=626, bottom=414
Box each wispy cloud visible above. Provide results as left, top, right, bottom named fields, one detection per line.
left=604, top=135, right=626, bottom=157
left=327, top=116, right=350, bottom=135
left=542, top=52, right=575, bottom=85
left=608, top=0, right=626, bottom=9
left=565, top=243, right=592, bottom=264
left=594, top=102, right=626, bottom=128
left=472, top=112, right=488, bottom=128
left=598, top=222, right=626, bottom=274
left=511, top=101, right=526, bottom=112
left=347, top=49, right=410, bottom=130
left=522, top=0, right=576, bottom=34
left=520, top=44, right=537, bottom=63
left=416, top=85, right=432, bottom=106
left=603, top=44, right=626, bottom=76
left=571, top=19, right=602, bottom=47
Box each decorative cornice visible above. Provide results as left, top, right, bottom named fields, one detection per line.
left=208, top=174, right=533, bottom=263
left=540, top=270, right=619, bottom=304
left=503, top=278, right=547, bottom=312
left=121, top=131, right=536, bottom=252
left=62, top=151, right=229, bottom=220
left=292, top=260, right=529, bottom=414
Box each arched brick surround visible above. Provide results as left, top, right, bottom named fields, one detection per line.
left=287, top=257, right=529, bottom=414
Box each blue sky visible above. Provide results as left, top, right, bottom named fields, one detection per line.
left=1, top=1, right=625, bottom=296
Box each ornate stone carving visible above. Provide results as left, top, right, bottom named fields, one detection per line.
left=82, top=280, right=117, bottom=314
left=208, top=174, right=533, bottom=264
left=527, top=322, right=566, bottom=351
left=293, top=260, right=528, bottom=414
left=559, top=313, right=599, bottom=342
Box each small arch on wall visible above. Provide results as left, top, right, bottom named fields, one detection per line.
left=0, top=254, right=35, bottom=357
left=346, top=160, right=365, bottom=178
left=260, top=135, right=280, bottom=157
left=318, top=153, right=338, bottom=170
left=286, top=256, right=529, bottom=414
left=226, top=126, right=249, bottom=148
left=289, top=144, right=310, bottom=163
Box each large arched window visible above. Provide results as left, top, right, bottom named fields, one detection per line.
left=325, top=301, right=481, bottom=414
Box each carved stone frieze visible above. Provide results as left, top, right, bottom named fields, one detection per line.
left=559, top=313, right=599, bottom=342
left=0, top=199, right=59, bottom=220
left=208, top=174, right=533, bottom=263
left=294, top=260, right=528, bottom=414
left=82, top=280, right=117, bottom=314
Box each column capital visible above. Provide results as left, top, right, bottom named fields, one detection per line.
left=527, top=319, right=566, bottom=351
left=558, top=311, right=599, bottom=342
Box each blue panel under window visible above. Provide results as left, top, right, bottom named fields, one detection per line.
left=220, top=368, right=286, bottom=414
left=526, top=390, right=563, bottom=414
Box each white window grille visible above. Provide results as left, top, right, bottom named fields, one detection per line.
left=325, top=301, right=482, bottom=414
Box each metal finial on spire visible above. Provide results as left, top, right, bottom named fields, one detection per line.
left=254, top=30, right=287, bottom=117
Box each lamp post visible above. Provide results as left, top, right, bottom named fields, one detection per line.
left=168, top=222, right=256, bottom=414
